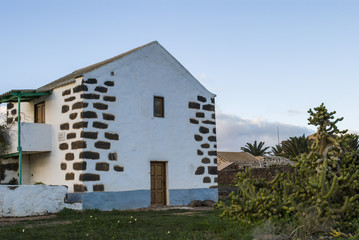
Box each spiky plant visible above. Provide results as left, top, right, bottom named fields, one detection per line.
left=219, top=103, right=359, bottom=235
left=241, top=140, right=270, bottom=156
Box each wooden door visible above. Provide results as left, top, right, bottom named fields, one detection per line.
left=151, top=162, right=166, bottom=206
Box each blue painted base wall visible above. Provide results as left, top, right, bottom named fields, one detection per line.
left=169, top=188, right=218, bottom=205
left=67, top=188, right=218, bottom=210
left=82, top=190, right=151, bottom=211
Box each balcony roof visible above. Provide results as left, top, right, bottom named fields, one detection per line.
left=0, top=89, right=52, bottom=103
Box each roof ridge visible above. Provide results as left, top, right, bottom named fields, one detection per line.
left=38, top=41, right=158, bottom=90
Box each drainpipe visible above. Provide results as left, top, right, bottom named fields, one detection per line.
left=17, top=96, right=22, bottom=185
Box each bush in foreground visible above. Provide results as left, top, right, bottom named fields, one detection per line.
left=219, top=104, right=359, bottom=239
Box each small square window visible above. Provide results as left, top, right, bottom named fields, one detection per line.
left=154, top=96, right=164, bottom=118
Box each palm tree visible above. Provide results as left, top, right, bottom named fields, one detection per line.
left=271, top=144, right=283, bottom=156
left=241, top=140, right=270, bottom=156
left=343, top=133, right=359, bottom=152
left=281, top=134, right=312, bottom=159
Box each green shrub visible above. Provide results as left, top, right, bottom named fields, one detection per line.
left=219, top=104, right=359, bottom=237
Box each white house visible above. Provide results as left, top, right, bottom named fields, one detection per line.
left=0, top=41, right=218, bottom=210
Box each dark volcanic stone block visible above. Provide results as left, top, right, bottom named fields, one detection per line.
left=74, top=184, right=87, bottom=192
left=65, top=153, right=74, bottom=161
left=94, top=86, right=107, bottom=93
left=103, top=113, right=115, bottom=121
left=60, top=123, right=69, bottom=130
left=194, top=135, right=203, bottom=141
left=208, top=166, right=217, bottom=175
left=81, top=93, right=100, bottom=100
left=208, top=136, right=216, bottom=142
left=60, top=163, right=67, bottom=170
left=84, top=78, right=97, bottom=84
left=7, top=117, right=13, bottom=124
left=79, top=151, right=100, bottom=160
left=59, top=143, right=69, bottom=150
left=214, top=158, right=217, bottom=164
left=202, top=120, right=215, bottom=125
left=95, top=141, right=111, bottom=149
left=71, top=140, right=87, bottom=149
left=190, top=119, right=198, bottom=124
left=73, top=84, right=88, bottom=93
left=67, top=133, right=76, bottom=139
left=69, top=113, right=78, bottom=120
left=196, top=112, right=204, bottom=118
left=195, top=166, right=205, bottom=175
left=96, top=162, right=109, bottom=171
left=197, top=150, right=203, bottom=156
left=73, top=121, right=88, bottom=129
left=62, top=89, right=71, bottom=96
left=202, top=104, right=215, bottom=111
left=81, top=111, right=98, bottom=118
left=188, top=102, right=200, bottom=109
left=108, top=152, right=117, bottom=161
left=93, top=184, right=104, bottom=192
left=81, top=131, right=98, bottom=139
left=103, top=96, right=116, bottom=102
left=62, top=105, right=69, bottom=113
left=73, top=162, right=87, bottom=170
left=72, top=102, right=88, bottom=110
left=93, top=102, right=108, bottom=110
left=104, top=81, right=114, bottom=86
left=114, top=165, right=124, bottom=172
left=105, top=132, right=119, bottom=140
left=211, top=98, right=215, bottom=104
left=213, top=128, right=216, bottom=134
left=203, top=177, right=211, bottom=183
left=11, top=109, right=17, bottom=115
left=65, top=173, right=74, bottom=180
left=202, top=158, right=210, bottom=164
left=197, top=95, right=207, bottom=103
left=201, top=143, right=210, bottom=148
left=65, top=96, right=76, bottom=102
left=208, top=151, right=217, bottom=156
left=2, top=163, right=18, bottom=171
left=199, top=126, right=209, bottom=134
left=7, top=103, right=14, bottom=109
left=80, top=173, right=100, bottom=181
left=93, top=121, right=108, bottom=129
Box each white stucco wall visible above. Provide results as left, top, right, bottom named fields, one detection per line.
left=79, top=42, right=217, bottom=193
left=0, top=185, right=67, bottom=217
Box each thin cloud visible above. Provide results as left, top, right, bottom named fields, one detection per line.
left=287, top=109, right=301, bottom=116
left=216, top=112, right=314, bottom=151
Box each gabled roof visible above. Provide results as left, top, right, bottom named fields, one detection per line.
left=38, top=41, right=158, bottom=90
left=217, top=152, right=260, bottom=164
left=217, top=161, right=234, bottom=171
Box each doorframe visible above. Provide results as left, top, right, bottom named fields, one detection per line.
left=150, top=161, right=168, bottom=206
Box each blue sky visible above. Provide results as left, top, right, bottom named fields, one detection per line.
left=1, top=0, right=358, bottom=150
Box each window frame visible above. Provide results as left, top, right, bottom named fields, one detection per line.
left=34, top=101, right=45, bottom=123
left=153, top=96, right=164, bottom=118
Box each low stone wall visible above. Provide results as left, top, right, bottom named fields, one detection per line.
left=218, top=166, right=294, bottom=186
left=0, top=185, right=68, bottom=217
